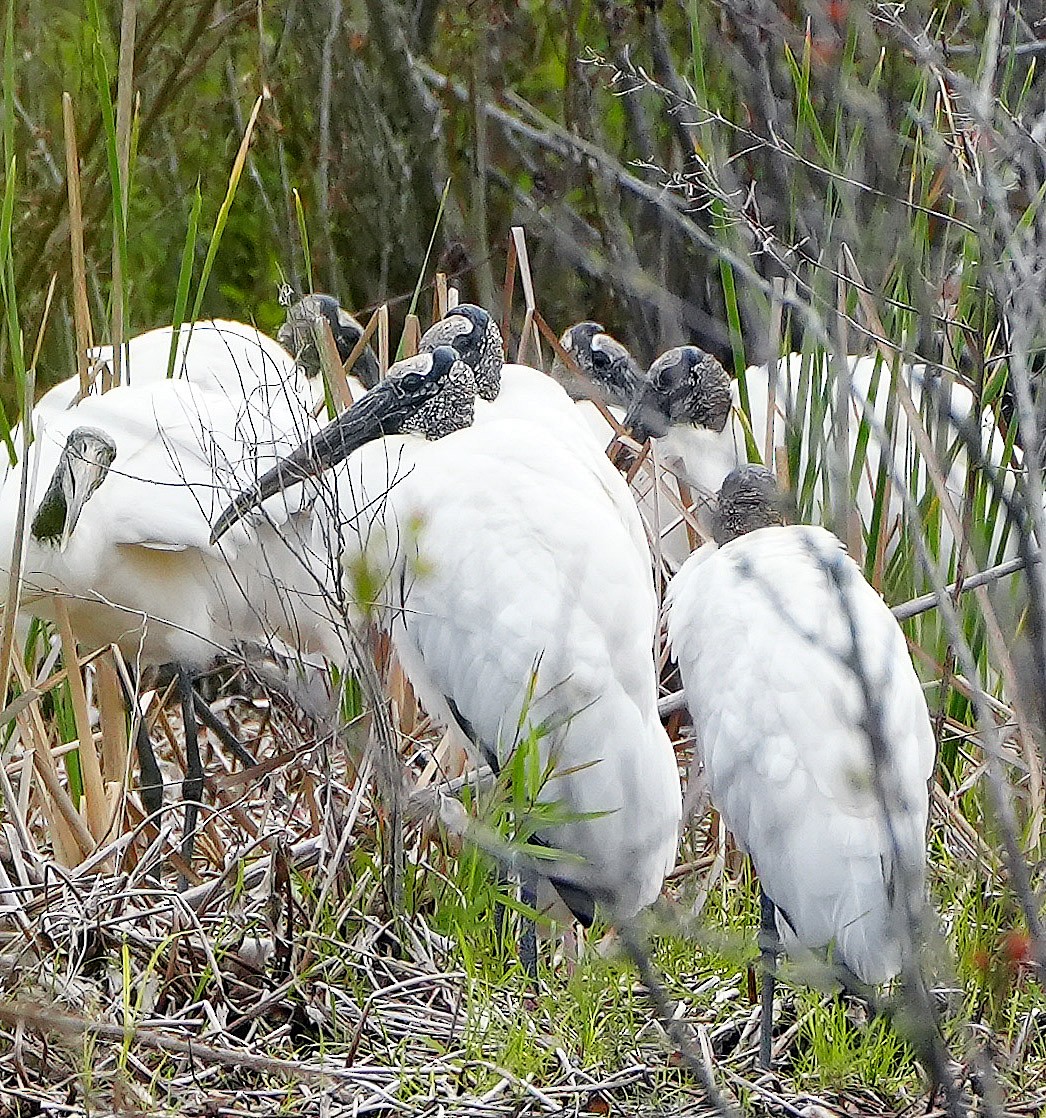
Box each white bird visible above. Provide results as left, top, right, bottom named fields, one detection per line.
left=418, top=305, right=653, bottom=570
left=212, top=345, right=682, bottom=968
left=553, top=326, right=734, bottom=570
left=0, top=373, right=340, bottom=867
left=34, top=295, right=378, bottom=428
left=621, top=342, right=1017, bottom=575
left=667, top=465, right=935, bottom=1066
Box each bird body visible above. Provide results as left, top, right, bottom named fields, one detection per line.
left=82, top=318, right=313, bottom=405
left=643, top=353, right=1015, bottom=569
left=326, top=401, right=678, bottom=917
left=1, top=377, right=337, bottom=670
left=422, top=308, right=654, bottom=576
left=668, top=519, right=934, bottom=981
left=214, top=347, right=682, bottom=923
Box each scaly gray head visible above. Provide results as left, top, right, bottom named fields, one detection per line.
left=624, top=346, right=733, bottom=442
left=419, top=303, right=503, bottom=402
left=211, top=346, right=474, bottom=543
left=552, top=321, right=643, bottom=407
left=278, top=293, right=381, bottom=390
left=31, top=426, right=117, bottom=550
left=712, top=465, right=788, bottom=545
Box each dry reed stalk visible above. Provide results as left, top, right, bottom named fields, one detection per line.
left=0, top=292, right=46, bottom=718
left=338, top=307, right=382, bottom=405
left=447, top=284, right=459, bottom=310
left=675, top=478, right=701, bottom=553
left=388, top=657, right=418, bottom=741
left=52, top=600, right=109, bottom=844
left=95, top=650, right=129, bottom=823
left=314, top=316, right=352, bottom=413
left=774, top=445, right=791, bottom=491
left=509, top=227, right=540, bottom=366
left=62, top=93, right=93, bottom=393
left=377, top=303, right=389, bottom=374
left=500, top=236, right=516, bottom=343
left=401, top=313, right=420, bottom=357
left=434, top=271, right=449, bottom=320
left=12, top=657, right=93, bottom=865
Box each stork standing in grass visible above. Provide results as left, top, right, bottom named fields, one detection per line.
left=667, top=465, right=935, bottom=1067
left=211, top=345, right=682, bottom=970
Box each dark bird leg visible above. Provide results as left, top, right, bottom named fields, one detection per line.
left=178, top=669, right=205, bottom=884
left=191, top=691, right=257, bottom=768
left=759, top=885, right=781, bottom=1069
left=134, top=718, right=164, bottom=823
left=519, top=869, right=539, bottom=981
left=113, top=665, right=164, bottom=823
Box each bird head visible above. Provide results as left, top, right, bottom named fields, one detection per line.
left=624, top=345, right=733, bottom=442
left=278, top=293, right=381, bottom=390
left=711, top=465, right=792, bottom=545
left=419, top=304, right=504, bottom=402
left=552, top=322, right=643, bottom=408
left=31, top=426, right=117, bottom=550
left=210, top=347, right=473, bottom=544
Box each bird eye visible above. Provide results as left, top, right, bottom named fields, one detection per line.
left=400, top=372, right=427, bottom=392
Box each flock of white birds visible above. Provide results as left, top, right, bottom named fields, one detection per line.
left=1, top=295, right=955, bottom=1065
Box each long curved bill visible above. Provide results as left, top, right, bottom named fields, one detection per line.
left=210, top=379, right=408, bottom=544
left=622, top=384, right=664, bottom=444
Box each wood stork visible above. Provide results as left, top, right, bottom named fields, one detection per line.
left=620, top=339, right=1018, bottom=574
left=418, top=304, right=653, bottom=569
left=211, top=346, right=682, bottom=966
left=666, top=465, right=935, bottom=1067
left=553, top=325, right=734, bottom=569
left=1, top=373, right=340, bottom=869
left=276, top=293, right=381, bottom=400
left=34, top=296, right=377, bottom=428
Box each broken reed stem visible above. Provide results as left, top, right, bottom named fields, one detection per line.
left=53, top=600, right=109, bottom=844
left=401, top=313, right=421, bottom=357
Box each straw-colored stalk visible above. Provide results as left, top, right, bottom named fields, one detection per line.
left=53, top=600, right=110, bottom=845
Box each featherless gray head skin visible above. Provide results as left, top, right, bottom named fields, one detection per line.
left=419, top=303, right=503, bottom=402
left=278, top=293, right=381, bottom=389
left=210, top=346, right=474, bottom=543
left=711, top=465, right=789, bottom=545
left=551, top=321, right=644, bottom=407
left=624, top=345, right=733, bottom=442
left=31, top=427, right=117, bottom=548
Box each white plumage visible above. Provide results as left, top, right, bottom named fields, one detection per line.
left=213, top=346, right=682, bottom=928
left=667, top=478, right=934, bottom=985
left=421, top=306, right=653, bottom=573
left=0, top=376, right=337, bottom=670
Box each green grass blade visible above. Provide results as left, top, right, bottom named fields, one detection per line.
left=166, top=179, right=202, bottom=378
left=397, top=176, right=452, bottom=361
left=293, top=188, right=313, bottom=293
left=189, top=94, right=263, bottom=324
